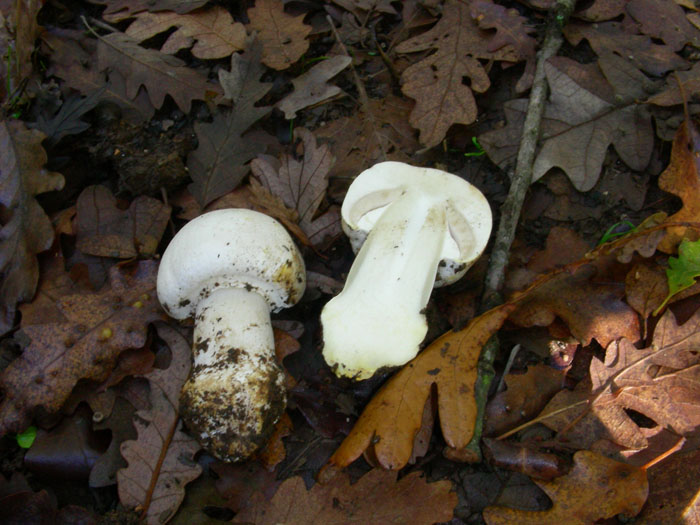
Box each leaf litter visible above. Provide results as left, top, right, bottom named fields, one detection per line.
left=2, top=0, right=700, bottom=523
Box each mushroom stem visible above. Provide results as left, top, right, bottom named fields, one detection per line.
left=321, top=188, right=450, bottom=379
left=179, top=287, right=286, bottom=461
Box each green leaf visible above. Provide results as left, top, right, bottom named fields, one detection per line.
left=654, top=239, right=700, bottom=315
left=16, top=426, right=37, bottom=449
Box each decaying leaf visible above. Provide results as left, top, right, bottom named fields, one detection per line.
left=125, top=6, right=246, bottom=59
left=233, top=469, right=456, bottom=524
left=315, top=94, right=419, bottom=180
left=485, top=364, right=566, bottom=437
left=0, top=120, right=65, bottom=336
left=508, top=263, right=640, bottom=348
left=539, top=308, right=700, bottom=449
left=0, top=262, right=163, bottom=436
left=657, top=120, right=700, bottom=252
left=118, top=323, right=202, bottom=525
left=97, top=31, right=220, bottom=113
left=251, top=128, right=340, bottom=245
left=30, top=88, right=105, bottom=146
left=563, top=20, right=688, bottom=76
left=483, top=451, right=648, bottom=524
left=394, top=0, right=519, bottom=148
left=247, top=0, right=311, bottom=70
left=43, top=30, right=156, bottom=124
left=649, top=62, right=700, bottom=107
left=626, top=0, right=700, bottom=51
left=480, top=55, right=654, bottom=191
left=75, top=186, right=171, bottom=259
left=187, top=39, right=273, bottom=207
left=276, top=56, right=352, bottom=119
left=327, top=305, right=512, bottom=470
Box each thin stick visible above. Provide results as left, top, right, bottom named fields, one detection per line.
left=640, top=436, right=686, bottom=471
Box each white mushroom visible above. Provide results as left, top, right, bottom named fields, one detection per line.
left=157, top=209, right=305, bottom=461
left=321, top=162, right=492, bottom=379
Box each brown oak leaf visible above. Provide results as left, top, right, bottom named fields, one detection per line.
left=233, top=469, right=456, bottom=524
left=247, top=0, right=311, bottom=70
left=0, top=261, right=164, bottom=436
left=276, top=56, right=352, bottom=119
left=0, top=120, right=65, bottom=336
left=394, top=0, right=518, bottom=148
left=327, top=305, right=513, bottom=470
left=75, top=186, right=171, bottom=259
left=251, top=128, right=340, bottom=245
left=483, top=451, right=648, bottom=524
left=657, top=119, right=700, bottom=252
left=187, top=39, right=273, bottom=207
left=97, top=31, right=220, bottom=113
left=43, top=30, right=155, bottom=124
left=125, top=6, right=246, bottom=59
left=117, top=323, right=202, bottom=525
left=480, top=55, right=654, bottom=191
left=538, top=308, right=700, bottom=449
left=87, top=0, right=208, bottom=22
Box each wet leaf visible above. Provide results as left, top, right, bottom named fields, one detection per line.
left=483, top=451, right=648, bottom=524
left=0, top=120, right=65, bottom=336
left=247, top=0, right=311, bottom=70
left=276, top=56, right=352, bottom=119
left=251, top=128, right=340, bottom=245
left=232, top=469, right=456, bottom=524
left=327, top=305, right=512, bottom=470
left=75, top=186, right=171, bottom=259
left=117, top=323, right=202, bottom=525
left=0, top=262, right=163, bottom=436
left=125, top=6, right=246, bottom=59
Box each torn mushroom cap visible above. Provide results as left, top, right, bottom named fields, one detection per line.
left=157, top=208, right=306, bottom=319
left=156, top=208, right=306, bottom=460
left=321, top=162, right=492, bottom=379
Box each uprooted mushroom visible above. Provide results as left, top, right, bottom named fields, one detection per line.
left=321, top=161, right=492, bottom=380
left=157, top=208, right=306, bottom=461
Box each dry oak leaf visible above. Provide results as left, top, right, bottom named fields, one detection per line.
left=508, top=263, right=640, bottom=348
left=247, top=0, right=311, bottom=71
left=327, top=305, right=512, bottom=470
left=125, top=7, right=246, bottom=59
left=394, top=0, right=519, bottom=148
left=251, top=128, right=340, bottom=246
left=470, top=0, right=536, bottom=58
left=87, top=0, right=208, bottom=22
left=233, top=469, right=456, bottom=524
left=97, top=31, right=220, bottom=113
left=563, top=20, right=688, bottom=77
left=649, top=61, right=700, bottom=107
left=480, top=55, right=654, bottom=192
left=657, top=119, right=700, bottom=252
left=626, top=0, right=700, bottom=52
left=276, top=56, right=352, bottom=119
left=483, top=450, right=648, bottom=524
left=0, top=120, right=65, bottom=336
left=76, top=185, right=171, bottom=259
left=315, top=94, right=419, bottom=181
left=539, top=308, right=700, bottom=450
left=42, top=30, right=155, bottom=124
left=187, top=39, right=272, bottom=207
left=118, top=323, right=201, bottom=525
left=0, top=261, right=164, bottom=436
left=484, top=364, right=566, bottom=437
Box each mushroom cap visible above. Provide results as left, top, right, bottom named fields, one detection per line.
left=341, top=161, right=492, bottom=286
left=157, top=208, right=306, bottom=319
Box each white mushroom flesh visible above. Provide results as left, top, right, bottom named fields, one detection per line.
left=322, top=162, right=492, bottom=380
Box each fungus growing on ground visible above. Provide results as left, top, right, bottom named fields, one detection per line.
left=321, top=162, right=492, bottom=380
left=157, top=209, right=306, bottom=461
